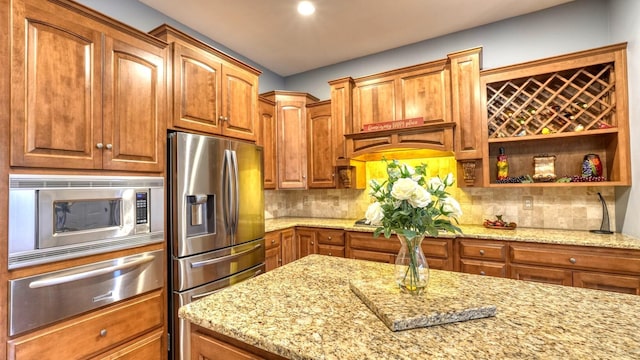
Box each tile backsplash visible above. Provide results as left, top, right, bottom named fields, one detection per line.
left=265, top=155, right=616, bottom=231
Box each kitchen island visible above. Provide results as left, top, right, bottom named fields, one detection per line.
left=180, top=255, right=640, bottom=359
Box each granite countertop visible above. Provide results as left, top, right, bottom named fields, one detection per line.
left=265, top=217, right=640, bottom=250
left=181, top=255, right=640, bottom=359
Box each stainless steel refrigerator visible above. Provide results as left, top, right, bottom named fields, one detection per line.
left=167, top=131, right=265, bottom=360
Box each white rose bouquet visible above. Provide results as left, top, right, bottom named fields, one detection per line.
left=365, top=159, right=462, bottom=239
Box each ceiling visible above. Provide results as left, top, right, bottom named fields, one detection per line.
left=140, top=0, right=574, bottom=77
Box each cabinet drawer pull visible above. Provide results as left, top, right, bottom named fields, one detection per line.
left=569, top=257, right=577, bottom=264
left=328, top=252, right=332, bottom=256
left=100, top=329, right=107, bottom=337
left=271, top=239, right=275, bottom=244
left=328, top=236, right=332, bottom=240
left=480, top=271, right=486, bottom=275
left=479, top=250, right=485, bottom=255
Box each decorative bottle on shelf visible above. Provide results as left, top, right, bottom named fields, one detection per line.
left=497, top=147, right=509, bottom=180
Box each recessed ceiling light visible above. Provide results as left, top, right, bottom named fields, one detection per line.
left=297, top=1, right=315, bottom=16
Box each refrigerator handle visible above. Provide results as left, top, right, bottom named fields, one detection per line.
left=230, top=150, right=239, bottom=235
left=223, top=149, right=233, bottom=234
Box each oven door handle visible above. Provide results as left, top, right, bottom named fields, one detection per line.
left=190, top=243, right=263, bottom=268
left=28, top=254, right=155, bottom=289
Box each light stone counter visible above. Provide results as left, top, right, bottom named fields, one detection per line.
left=266, top=217, right=640, bottom=250
left=181, top=255, right=640, bottom=359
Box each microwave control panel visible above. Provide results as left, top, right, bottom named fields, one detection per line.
left=135, top=192, right=149, bottom=224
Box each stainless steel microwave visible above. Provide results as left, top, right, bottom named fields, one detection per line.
left=8, top=175, right=164, bottom=269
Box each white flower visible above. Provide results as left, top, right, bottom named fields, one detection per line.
left=442, top=196, right=462, bottom=219
left=391, top=178, right=418, bottom=200
left=365, top=202, right=384, bottom=225
left=408, top=185, right=431, bottom=208
left=428, top=177, right=445, bottom=191
left=443, top=173, right=455, bottom=187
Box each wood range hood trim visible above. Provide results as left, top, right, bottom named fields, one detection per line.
left=342, top=122, right=456, bottom=160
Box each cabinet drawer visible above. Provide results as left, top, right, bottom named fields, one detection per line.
left=317, top=230, right=345, bottom=245
left=423, top=238, right=451, bottom=259
left=510, top=244, right=640, bottom=274
left=348, top=249, right=395, bottom=264
left=573, top=271, right=640, bottom=295
left=317, top=244, right=345, bottom=257
left=460, top=259, right=506, bottom=277
left=8, top=290, right=163, bottom=360
left=264, top=231, right=281, bottom=250
left=426, top=257, right=453, bottom=271
left=459, top=239, right=506, bottom=261
left=510, top=264, right=573, bottom=286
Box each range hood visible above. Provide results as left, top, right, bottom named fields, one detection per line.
left=343, top=122, right=455, bottom=159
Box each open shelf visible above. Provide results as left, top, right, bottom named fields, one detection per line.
left=480, top=43, right=630, bottom=187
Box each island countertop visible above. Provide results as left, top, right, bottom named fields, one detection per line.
left=180, top=255, right=640, bottom=359
left=265, top=217, right=640, bottom=250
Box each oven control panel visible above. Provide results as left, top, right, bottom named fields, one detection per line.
left=136, top=192, right=149, bottom=224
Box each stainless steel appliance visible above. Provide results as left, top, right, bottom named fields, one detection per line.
left=8, top=175, right=164, bottom=269
left=8, top=249, right=164, bottom=336
left=167, top=132, right=265, bottom=360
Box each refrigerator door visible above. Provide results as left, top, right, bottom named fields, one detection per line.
left=229, top=139, right=265, bottom=245
left=170, top=132, right=231, bottom=257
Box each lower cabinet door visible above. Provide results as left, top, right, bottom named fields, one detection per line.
left=191, top=330, right=264, bottom=360
left=510, top=264, right=572, bottom=286
left=92, top=329, right=164, bottom=360
left=573, top=271, right=640, bottom=295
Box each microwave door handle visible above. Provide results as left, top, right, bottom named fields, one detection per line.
left=28, top=255, right=155, bottom=289
left=190, top=243, right=263, bottom=268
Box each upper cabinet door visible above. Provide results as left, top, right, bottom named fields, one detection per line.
left=221, top=62, right=258, bottom=142
left=352, top=76, right=395, bottom=132
left=276, top=98, right=308, bottom=189
left=171, top=42, right=223, bottom=134
left=307, top=101, right=335, bottom=188
left=102, top=36, right=166, bottom=172
left=10, top=1, right=103, bottom=169
left=397, top=63, right=450, bottom=123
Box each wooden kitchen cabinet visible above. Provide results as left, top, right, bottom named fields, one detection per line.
left=449, top=48, right=484, bottom=187
left=307, top=100, right=336, bottom=188
left=280, top=229, right=297, bottom=266
left=258, top=97, right=277, bottom=189
left=261, top=91, right=318, bottom=189
left=7, top=290, right=164, bottom=360
left=10, top=0, right=166, bottom=172
left=264, top=231, right=282, bottom=272
left=510, top=242, right=640, bottom=294
left=296, top=228, right=318, bottom=259
left=316, top=229, right=345, bottom=258
left=456, top=238, right=508, bottom=277
left=352, top=59, right=451, bottom=132
left=481, top=43, right=630, bottom=187
left=346, top=232, right=453, bottom=270
left=150, top=24, right=260, bottom=142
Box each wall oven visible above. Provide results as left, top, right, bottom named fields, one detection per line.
left=8, top=175, right=164, bottom=269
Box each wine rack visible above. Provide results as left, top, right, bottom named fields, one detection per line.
left=480, top=43, right=631, bottom=187
left=486, top=63, right=616, bottom=138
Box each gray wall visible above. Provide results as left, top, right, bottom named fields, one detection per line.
left=609, top=0, right=640, bottom=237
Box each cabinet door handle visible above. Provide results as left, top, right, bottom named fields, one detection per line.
left=105, top=143, right=113, bottom=150
left=271, top=239, right=275, bottom=244
left=328, top=252, right=332, bottom=256
left=99, top=329, right=107, bottom=337
left=479, top=250, right=485, bottom=255
left=480, top=271, right=486, bottom=276
left=569, top=257, right=577, bottom=264
left=311, top=241, right=314, bottom=245
left=328, top=236, right=332, bottom=240
left=219, top=116, right=225, bottom=121
left=96, top=143, right=104, bottom=149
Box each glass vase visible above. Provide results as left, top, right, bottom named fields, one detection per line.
left=395, top=234, right=429, bottom=296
